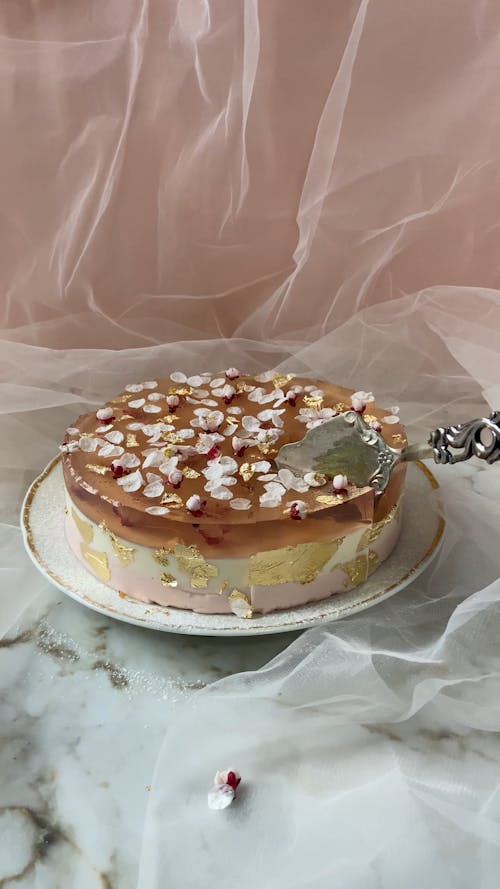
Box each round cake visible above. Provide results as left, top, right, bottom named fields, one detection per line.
left=60, top=370, right=407, bottom=617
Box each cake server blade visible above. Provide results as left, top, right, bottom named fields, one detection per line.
left=276, top=409, right=500, bottom=494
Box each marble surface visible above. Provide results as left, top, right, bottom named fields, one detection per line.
left=0, top=584, right=297, bottom=888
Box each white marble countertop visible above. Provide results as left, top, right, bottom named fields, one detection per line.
left=0, top=585, right=297, bottom=888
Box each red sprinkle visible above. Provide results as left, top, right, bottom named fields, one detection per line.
left=226, top=771, right=241, bottom=789
left=290, top=503, right=302, bottom=520
left=223, top=394, right=235, bottom=405
left=207, top=445, right=221, bottom=460
left=286, top=393, right=297, bottom=407
left=111, top=463, right=129, bottom=479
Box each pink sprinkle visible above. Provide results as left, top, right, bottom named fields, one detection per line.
left=207, top=445, right=221, bottom=460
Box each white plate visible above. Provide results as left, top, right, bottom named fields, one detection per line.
left=21, top=458, right=444, bottom=637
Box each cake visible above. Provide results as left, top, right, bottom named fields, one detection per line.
left=60, top=371, right=407, bottom=617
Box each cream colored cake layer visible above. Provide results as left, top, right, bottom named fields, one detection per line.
left=65, top=491, right=402, bottom=616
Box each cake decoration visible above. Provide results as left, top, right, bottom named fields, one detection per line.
left=61, top=372, right=407, bottom=616
left=208, top=769, right=242, bottom=810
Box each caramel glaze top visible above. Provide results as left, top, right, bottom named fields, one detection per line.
left=62, top=373, right=407, bottom=558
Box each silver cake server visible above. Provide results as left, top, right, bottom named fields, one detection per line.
left=276, top=410, right=500, bottom=494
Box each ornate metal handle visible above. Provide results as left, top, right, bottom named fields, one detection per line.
left=429, top=412, right=500, bottom=465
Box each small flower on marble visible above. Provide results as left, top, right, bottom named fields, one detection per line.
left=332, top=474, right=348, bottom=493
left=208, top=769, right=242, bottom=810
left=289, top=500, right=308, bottom=520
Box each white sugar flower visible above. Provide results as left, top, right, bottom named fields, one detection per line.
left=96, top=424, right=114, bottom=434
left=96, top=407, right=115, bottom=421
left=229, top=498, right=252, bottom=510
left=116, top=470, right=144, bottom=493
left=225, top=367, right=240, bottom=379
left=142, top=449, right=167, bottom=469
left=60, top=440, right=79, bottom=453
left=209, top=377, right=225, bottom=388
left=128, top=398, right=146, bottom=409
left=147, top=392, right=164, bottom=401
left=170, top=372, right=206, bottom=387
left=296, top=407, right=336, bottom=429
left=105, top=430, right=124, bottom=444
left=382, top=406, right=400, bottom=425
left=113, top=452, right=141, bottom=470
left=158, top=456, right=180, bottom=475
left=254, top=370, right=277, bottom=383
left=125, top=383, right=144, bottom=393
left=186, top=494, right=204, bottom=514
left=248, top=386, right=283, bottom=405
left=196, top=432, right=225, bottom=454
left=186, top=396, right=218, bottom=407
left=142, top=381, right=158, bottom=389
left=241, top=415, right=261, bottom=433
left=351, top=390, right=375, bottom=412
left=190, top=408, right=225, bottom=432
left=145, top=505, right=170, bottom=515
left=333, top=474, right=348, bottom=492
left=273, top=385, right=303, bottom=407
left=257, top=408, right=286, bottom=428
left=226, top=405, right=242, bottom=415
left=209, top=486, right=234, bottom=500
left=166, top=394, right=180, bottom=410
left=167, top=468, right=183, bottom=487
left=256, top=428, right=281, bottom=445
left=79, top=436, right=100, bottom=453
left=288, top=500, right=308, bottom=520
left=143, top=471, right=165, bottom=497
left=212, top=383, right=236, bottom=403
left=304, top=471, right=327, bottom=487
left=143, top=404, right=162, bottom=414
left=98, top=443, right=124, bottom=458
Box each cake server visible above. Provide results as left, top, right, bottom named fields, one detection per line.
left=276, top=410, right=500, bottom=494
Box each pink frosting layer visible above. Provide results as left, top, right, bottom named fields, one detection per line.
left=65, top=509, right=401, bottom=616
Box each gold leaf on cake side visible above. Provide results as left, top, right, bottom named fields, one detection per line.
left=228, top=589, right=253, bottom=618
left=71, top=508, right=94, bottom=544
left=160, top=572, right=178, bottom=587
left=338, top=550, right=379, bottom=588
left=248, top=538, right=345, bottom=587
left=153, top=548, right=171, bottom=567
left=171, top=544, right=218, bottom=590
left=80, top=543, right=110, bottom=582
left=99, top=522, right=136, bottom=566
left=355, top=505, right=399, bottom=553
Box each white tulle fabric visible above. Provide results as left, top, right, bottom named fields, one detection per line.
left=2, top=1, right=500, bottom=886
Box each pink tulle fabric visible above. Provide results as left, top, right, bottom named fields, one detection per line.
left=2, top=2, right=500, bottom=886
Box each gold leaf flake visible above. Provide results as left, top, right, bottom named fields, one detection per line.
left=392, top=433, right=405, bottom=445
left=80, top=543, right=110, bottom=582
left=218, top=581, right=229, bottom=595
left=162, top=432, right=183, bottom=444
left=168, top=386, right=192, bottom=396
left=364, top=414, right=378, bottom=426
left=303, top=395, right=324, bottom=410
left=85, top=464, right=110, bottom=475
left=239, top=462, right=255, bottom=482
left=316, top=494, right=345, bottom=507
left=99, top=522, right=136, bottom=566
left=160, top=572, right=178, bottom=587
left=272, top=373, right=294, bottom=389
left=228, top=589, right=253, bottom=618
left=171, top=544, right=218, bottom=590
left=334, top=402, right=347, bottom=413
left=235, top=381, right=247, bottom=395
left=356, top=505, right=399, bottom=553
left=257, top=442, right=277, bottom=456
left=183, top=467, right=200, bottom=479
left=160, top=492, right=183, bottom=508
left=126, top=434, right=139, bottom=448
left=153, top=548, right=171, bottom=567
left=248, top=538, right=344, bottom=586
left=162, top=447, right=176, bottom=458
left=113, top=394, right=131, bottom=403
left=338, top=550, right=379, bottom=588
left=71, top=508, right=94, bottom=544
